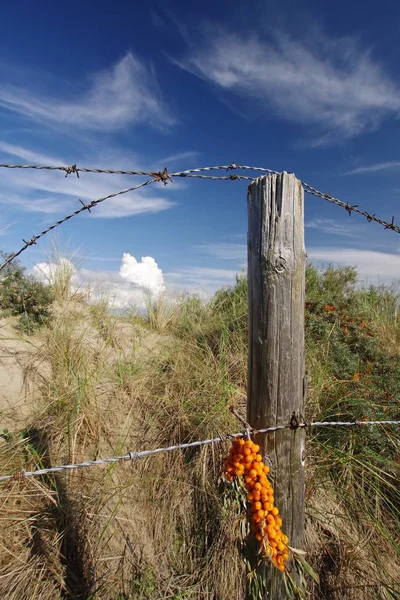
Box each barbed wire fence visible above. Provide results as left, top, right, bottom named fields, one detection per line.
left=0, top=161, right=400, bottom=272
left=1, top=419, right=399, bottom=483
left=0, top=161, right=399, bottom=485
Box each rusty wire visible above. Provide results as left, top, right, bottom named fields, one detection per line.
left=0, top=162, right=277, bottom=178
left=0, top=178, right=156, bottom=271
left=302, top=181, right=400, bottom=234
left=0, top=162, right=399, bottom=272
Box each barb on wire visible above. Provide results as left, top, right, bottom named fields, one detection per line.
left=302, top=181, right=400, bottom=234
left=0, top=166, right=258, bottom=272
left=0, top=178, right=157, bottom=272
left=1, top=161, right=399, bottom=273
left=0, top=162, right=278, bottom=178
left=0, top=419, right=398, bottom=483
left=64, top=164, right=79, bottom=178
left=1, top=161, right=399, bottom=233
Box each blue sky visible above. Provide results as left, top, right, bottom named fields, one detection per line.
left=0, top=0, right=399, bottom=304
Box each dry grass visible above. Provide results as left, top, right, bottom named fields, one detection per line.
left=0, top=264, right=399, bottom=599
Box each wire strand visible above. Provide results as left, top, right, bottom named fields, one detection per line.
left=0, top=163, right=278, bottom=177
left=1, top=162, right=399, bottom=272
left=1, top=420, right=398, bottom=483
left=0, top=178, right=156, bottom=271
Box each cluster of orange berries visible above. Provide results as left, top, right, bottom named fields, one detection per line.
left=223, top=437, right=290, bottom=571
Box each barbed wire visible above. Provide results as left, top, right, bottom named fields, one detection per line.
left=0, top=419, right=398, bottom=483
left=302, top=181, right=400, bottom=234
left=1, top=162, right=399, bottom=272
left=0, top=178, right=157, bottom=272
left=0, top=162, right=278, bottom=178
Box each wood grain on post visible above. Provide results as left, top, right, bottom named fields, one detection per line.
left=247, top=172, right=306, bottom=598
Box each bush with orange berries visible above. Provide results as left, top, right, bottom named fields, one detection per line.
left=223, top=437, right=289, bottom=571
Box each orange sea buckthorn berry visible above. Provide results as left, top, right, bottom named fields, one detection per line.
left=222, top=438, right=289, bottom=571
left=277, top=542, right=285, bottom=552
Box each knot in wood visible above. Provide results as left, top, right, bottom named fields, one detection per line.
left=274, top=255, right=287, bottom=273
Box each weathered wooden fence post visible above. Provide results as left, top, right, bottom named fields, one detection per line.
left=247, top=172, right=306, bottom=598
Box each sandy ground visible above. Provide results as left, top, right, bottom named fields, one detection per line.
left=0, top=311, right=169, bottom=433
left=0, top=318, right=44, bottom=431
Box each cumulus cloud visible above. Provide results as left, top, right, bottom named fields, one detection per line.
left=33, top=258, right=77, bottom=285
left=174, top=24, right=400, bottom=142
left=0, top=52, right=175, bottom=132
left=119, top=253, right=165, bottom=297
left=32, top=254, right=166, bottom=310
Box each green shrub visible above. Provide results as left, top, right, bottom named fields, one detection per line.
left=0, top=251, right=54, bottom=332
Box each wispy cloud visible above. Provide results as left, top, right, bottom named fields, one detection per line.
left=0, top=143, right=176, bottom=218
left=0, top=220, right=19, bottom=236
left=166, top=266, right=241, bottom=296
left=157, top=150, right=200, bottom=165
left=0, top=52, right=175, bottom=132
left=305, top=218, right=361, bottom=238
left=174, top=24, right=400, bottom=142
left=0, top=141, right=65, bottom=165
left=195, top=242, right=246, bottom=260
left=343, top=161, right=400, bottom=175
left=308, top=248, right=400, bottom=283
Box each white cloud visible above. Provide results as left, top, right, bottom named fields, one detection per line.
left=33, top=258, right=78, bottom=285
left=195, top=242, right=246, bottom=260
left=308, top=248, right=400, bottom=284
left=0, top=220, right=19, bottom=236
left=343, top=161, right=400, bottom=175
left=174, top=25, right=400, bottom=142
left=156, top=150, right=200, bottom=165
left=0, top=52, right=175, bottom=132
left=0, top=143, right=175, bottom=218
left=305, top=218, right=361, bottom=238
left=119, top=253, right=165, bottom=297
left=165, top=266, right=241, bottom=297
left=32, top=254, right=166, bottom=310
left=0, top=141, right=65, bottom=165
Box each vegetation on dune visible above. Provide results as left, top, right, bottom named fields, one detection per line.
left=0, top=258, right=399, bottom=599
left=0, top=252, right=54, bottom=333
